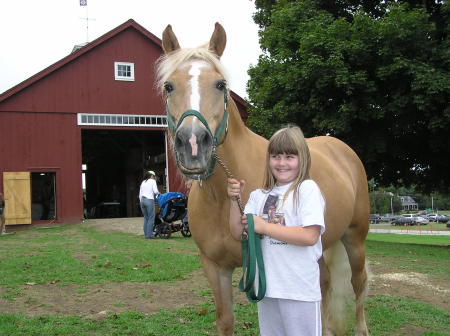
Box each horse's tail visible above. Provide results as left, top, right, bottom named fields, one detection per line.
left=322, top=241, right=371, bottom=336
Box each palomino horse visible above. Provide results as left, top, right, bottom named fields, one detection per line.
left=156, top=23, right=370, bottom=336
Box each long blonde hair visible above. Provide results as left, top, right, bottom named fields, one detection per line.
left=262, top=124, right=311, bottom=206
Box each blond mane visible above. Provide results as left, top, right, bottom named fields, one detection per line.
left=155, top=46, right=229, bottom=95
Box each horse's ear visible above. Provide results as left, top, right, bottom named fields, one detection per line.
left=162, top=24, right=181, bottom=54
left=208, top=22, right=227, bottom=58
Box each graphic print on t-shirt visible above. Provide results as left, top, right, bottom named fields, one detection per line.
left=262, top=194, right=285, bottom=226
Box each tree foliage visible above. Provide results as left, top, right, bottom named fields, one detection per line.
left=369, top=192, right=402, bottom=214
left=248, top=0, right=450, bottom=193
left=369, top=182, right=450, bottom=213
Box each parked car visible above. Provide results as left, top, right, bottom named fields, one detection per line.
left=438, top=215, right=449, bottom=224
left=391, top=216, right=416, bottom=226
left=414, top=215, right=429, bottom=225
left=380, top=214, right=396, bottom=222
left=427, top=214, right=438, bottom=222
left=369, top=214, right=382, bottom=224
left=400, top=213, right=428, bottom=225
left=427, top=214, right=449, bottom=223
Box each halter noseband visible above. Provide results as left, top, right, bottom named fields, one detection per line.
left=166, top=87, right=229, bottom=180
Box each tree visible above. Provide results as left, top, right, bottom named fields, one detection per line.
left=248, top=0, right=450, bottom=193
left=369, top=192, right=402, bottom=214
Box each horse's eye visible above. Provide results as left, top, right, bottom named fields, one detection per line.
left=216, top=80, right=227, bottom=91
left=164, top=82, right=174, bottom=93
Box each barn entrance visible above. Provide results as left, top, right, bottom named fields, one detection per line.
left=81, top=129, right=166, bottom=219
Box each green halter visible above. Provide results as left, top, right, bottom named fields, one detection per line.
left=166, top=88, right=229, bottom=180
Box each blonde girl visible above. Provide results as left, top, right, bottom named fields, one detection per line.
left=227, top=124, right=325, bottom=336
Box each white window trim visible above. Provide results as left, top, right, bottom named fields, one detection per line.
left=114, top=62, right=135, bottom=81
left=77, top=113, right=167, bottom=128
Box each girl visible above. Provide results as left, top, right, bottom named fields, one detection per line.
left=227, top=125, right=325, bottom=336
left=139, top=170, right=160, bottom=239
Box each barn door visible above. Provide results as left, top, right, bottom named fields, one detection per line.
left=3, top=172, right=32, bottom=225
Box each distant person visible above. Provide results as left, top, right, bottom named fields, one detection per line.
left=0, top=193, right=5, bottom=234
left=138, top=171, right=160, bottom=239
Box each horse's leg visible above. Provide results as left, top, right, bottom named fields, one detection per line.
left=200, top=253, right=235, bottom=336
left=319, top=257, right=333, bottom=336
left=342, top=228, right=369, bottom=336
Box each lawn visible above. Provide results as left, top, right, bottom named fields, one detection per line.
left=0, top=223, right=448, bottom=335
left=367, top=232, right=450, bottom=246
left=371, top=221, right=449, bottom=231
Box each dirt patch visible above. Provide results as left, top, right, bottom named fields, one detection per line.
left=83, top=217, right=148, bottom=235
left=1, top=218, right=449, bottom=318
left=1, top=269, right=212, bottom=318
left=368, top=263, right=449, bottom=310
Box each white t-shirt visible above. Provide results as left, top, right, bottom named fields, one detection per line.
left=139, top=178, right=159, bottom=200
left=244, top=179, right=325, bottom=301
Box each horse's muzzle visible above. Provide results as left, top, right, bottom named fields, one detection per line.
left=174, top=124, right=213, bottom=175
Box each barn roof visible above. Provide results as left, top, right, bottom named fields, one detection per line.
left=0, top=19, right=162, bottom=102
left=0, top=19, right=249, bottom=118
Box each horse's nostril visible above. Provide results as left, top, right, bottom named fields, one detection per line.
left=198, top=131, right=212, bottom=147
left=175, top=136, right=183, bottom=150
left=204, top=134, right=212, bottom=147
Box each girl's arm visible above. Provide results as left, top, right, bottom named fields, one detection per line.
left=252, top=216, right=321, bottom=246
left=227, top=178, right=246, bottom=241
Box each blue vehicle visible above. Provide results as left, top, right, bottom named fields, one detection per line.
left=153, top=192, right=190, bottom=239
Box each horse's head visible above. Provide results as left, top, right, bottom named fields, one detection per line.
left=156, top=23, right=229, bottom=180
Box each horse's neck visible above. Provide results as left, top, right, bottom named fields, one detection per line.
left=221, top=100, right=256, bottom=159
left=206, top=99, right=267, bottom=194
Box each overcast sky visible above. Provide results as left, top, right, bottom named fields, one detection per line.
left=0, top=0, right=262, bottom=98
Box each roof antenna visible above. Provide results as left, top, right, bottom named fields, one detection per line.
left=79, top=0, right=95, bottom=43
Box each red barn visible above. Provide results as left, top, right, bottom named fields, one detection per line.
left=0, top=19, right=248, bottom=229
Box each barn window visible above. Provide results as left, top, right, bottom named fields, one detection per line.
left=114, top=62, right=135, bottom=81
left=77, top=113, right=167, bottom=127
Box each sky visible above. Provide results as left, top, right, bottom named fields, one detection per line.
left=0, top=0, right=262, bottom=98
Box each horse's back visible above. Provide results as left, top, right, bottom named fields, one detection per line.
left=306, top=136, right=369, bottom=248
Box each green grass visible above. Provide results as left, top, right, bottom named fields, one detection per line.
left=0, top=303, right=259, bottom=336
left=0, top=224, right=200, bottom=300
left=371, top=221, right=449, bottom=231
left=367, top=232, right=450, bottom=246
left=366, top=296, right=450, bottom=336
left=1, top=222, right=449, bottom=335
left=1, top=297, right=448, bottom=336
left=366, top=237, right=450, bottom=277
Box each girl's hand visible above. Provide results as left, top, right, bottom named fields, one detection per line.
left=253, top=215, right=268, bottom=235
left=240, top=214, right=248, bottom=234
left=227, top=178, right=247, bottom=241
left=227, top=178, right=245, bottom=199
left=241, top=215, right=268, bottom=235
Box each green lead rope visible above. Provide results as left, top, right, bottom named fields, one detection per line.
left=239, top=214, right=266, bottom=303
